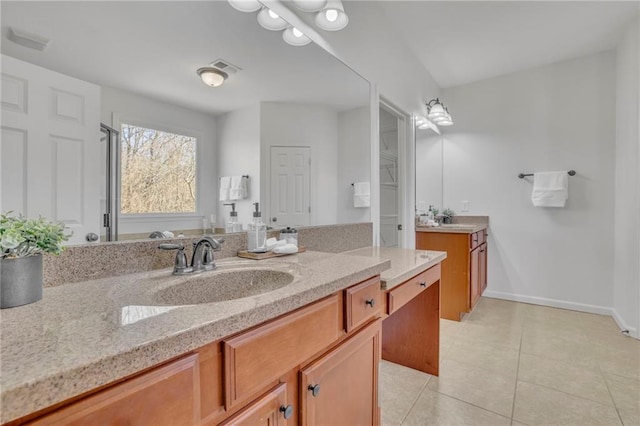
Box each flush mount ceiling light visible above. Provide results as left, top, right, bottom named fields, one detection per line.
left=196, top=67, right=228, bottom=87
left=291, top=0, right=328, bottom=12
left=315, top=0, right=348, bottom=31
left=257, top=7, right=288, bottom=31
left=228, top=0, right=262, bottom=12
left=426, top=98, right=454, bottom=126
left=283, top=26, right=312, bottom=46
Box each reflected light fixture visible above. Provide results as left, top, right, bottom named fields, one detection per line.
left=283, top=26, right=312, bottom=46
left=257, top=7, right=288, bottom=31
left=315, top=0, right=349, bottom=31
left=228, top=0, right=261, bottom=12
left=197, top=67, right=228, bottom=87
left=426, top=98, right=453, bottom=126
left=291, top=0, right=328, bottom=12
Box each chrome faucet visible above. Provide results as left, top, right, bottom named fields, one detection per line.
left=158, top=237, right=224, bottom=275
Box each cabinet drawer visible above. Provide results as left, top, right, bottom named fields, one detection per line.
left=345, top=276, right=381, bottom=332
left=31, top=354, right=200, bottom=425
left=219, top=383, right=290, bottom=426
left=224, top=295, right=342, bottom=408
left=388, top=264, right=441, bottom=314
left=478, top=231, right=486, bottom=246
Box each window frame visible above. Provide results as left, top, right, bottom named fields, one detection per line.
left=113, top=114, right=202, bottom=221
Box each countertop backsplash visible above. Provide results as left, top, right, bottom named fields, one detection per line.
left=43, top=223, right=373, bottom=287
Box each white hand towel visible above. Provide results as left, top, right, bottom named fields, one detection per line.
left=219, top=176, right=231, bottom=201
left=532, top=172, right=569, bottom=207
left=229, top=176, right=248, bottom=200
left=353, top=182, right=370, bottom=208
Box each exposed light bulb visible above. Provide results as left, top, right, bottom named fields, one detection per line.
left=292, top=27, right=304, bottom=38
left=325, top=9, right=338, bottom=22
left=268, top=9, right=279, bottom=19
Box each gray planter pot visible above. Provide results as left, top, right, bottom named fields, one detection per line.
left=1, top=254, right=43, bottom=309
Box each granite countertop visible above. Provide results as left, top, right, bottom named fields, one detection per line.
left=415, top=223, right=488, bottom=234
left=0, top=251, right=390, bottom=423
left=344, top=247, right=447, bottom=290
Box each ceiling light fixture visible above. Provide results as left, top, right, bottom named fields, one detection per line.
left=257, top=7, right=289, bottom=31
left=282, top=26, right=312, bottom=46
left=315, top=0, right=348, bottom=31
left=228, top=0, right=262, bottom=13
left=426, top=98, right=454, bottom=126
left=196, top=67, right=228, bottom=87
left=291, top=0, right=328, bottom=12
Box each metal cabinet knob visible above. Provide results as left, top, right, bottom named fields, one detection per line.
left=308, top=384, right=321, bottom=397
left=365, top=298, right=375, bottom=307
left=272, top=217, right=278, bottom=222
left=419, top=281, right=427, bottom=287
left=279, top=404, right=294, bottom=419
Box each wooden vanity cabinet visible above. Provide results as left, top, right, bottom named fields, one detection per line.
left=19, top=277, right=382, bottom=426
left=416, top=230, right=488, bottom=321
left=28, top=354, right=201, bottom=426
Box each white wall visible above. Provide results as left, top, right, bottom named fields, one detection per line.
left=260, top=102, right=338, bottom=226
left=337, top=106, right=371, bottom=224
left=101, top=86, right=217, bottom=236
left=440, top=51, right=616, bottom=313
left=613, top=15, right=640, bottom=337
left=215, top=105, right=261, bottom=229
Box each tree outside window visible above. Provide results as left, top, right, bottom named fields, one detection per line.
left=120, top=124, right=197, bottom=214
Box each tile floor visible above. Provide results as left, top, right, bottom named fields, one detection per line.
left=380, top=297, right=640, bottom=426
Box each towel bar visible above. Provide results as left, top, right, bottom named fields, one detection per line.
left=219, top=175, right=249, bottom=180
left=518, top=170, right=575, bottom=179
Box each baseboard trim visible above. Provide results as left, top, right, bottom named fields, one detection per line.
left=611, top=308, right=639, bottom=339
left=483, top=290, right=640, bottom=340
left=482, top=290, right=613, bottom=315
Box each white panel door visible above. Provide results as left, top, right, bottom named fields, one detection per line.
left=0, top=55, right=100, bottom=245
left=269, top=146, right=310, bottom=227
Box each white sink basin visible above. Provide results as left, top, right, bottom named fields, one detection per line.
left=151, top=269, right=295, bottom=305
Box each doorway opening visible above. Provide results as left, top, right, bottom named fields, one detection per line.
left=378, top=99, right=408, bottom=248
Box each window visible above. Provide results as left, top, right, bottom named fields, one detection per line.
left=120, top=123, right=197, bottom=214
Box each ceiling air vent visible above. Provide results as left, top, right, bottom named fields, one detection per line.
left=209, top=58, right=242, bottom=75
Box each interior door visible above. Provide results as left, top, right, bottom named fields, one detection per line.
left=269, top=146, right=310, bottom=227
left=1, top=55, right=100, bottom=245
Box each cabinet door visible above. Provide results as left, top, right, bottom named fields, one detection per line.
left=220, top=383, right=292, bottom=426
left=479, top=243, right=487, bottom=294
left=31, top=354, right=200, bottom=425
left=300, top=320, right=381, bottom=426
left=470, top=247, right=480, bottom=309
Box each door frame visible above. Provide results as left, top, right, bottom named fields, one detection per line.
left=378, top=96, right=412, bottom=248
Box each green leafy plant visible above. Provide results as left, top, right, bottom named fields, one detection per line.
left=442, top=208, right=455, bottom=217
left=0, top=212, right=70, bottom=259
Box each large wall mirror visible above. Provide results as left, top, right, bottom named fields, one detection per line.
left=415, top=126, right=443, bottom=215
left=0, top=1, right=371, bottom=244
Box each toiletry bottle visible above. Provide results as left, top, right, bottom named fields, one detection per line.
left=224, top=203, right=239, bottom=233
left=427, top=205, right=435, bottom=221
left=247, top=202, right=267, bottom=251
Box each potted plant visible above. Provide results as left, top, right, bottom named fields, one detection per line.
left=442, top=208, right=455, bottom=224
left=0, top=212, right=69, bottom=308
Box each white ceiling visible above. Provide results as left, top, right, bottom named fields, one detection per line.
left=379, top=1, right=638, bottom=88
left=1, top=1, right=369, bottom=116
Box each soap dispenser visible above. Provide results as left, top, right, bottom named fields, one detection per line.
left=247, top=202, right=267, bottom=252
left=223, top=203, right=242, bottom=233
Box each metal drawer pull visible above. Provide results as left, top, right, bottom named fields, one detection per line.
left=308, top=384, right=321, bottom=397
left=365, top=298, right=375, bottom=307
left=280, top=405, right=294, bottom=419
left=419, top=282, right=427, bottom=287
